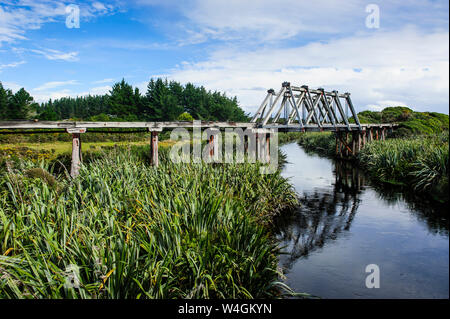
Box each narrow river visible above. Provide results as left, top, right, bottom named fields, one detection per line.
left=276, top=142, right=449, bottom=299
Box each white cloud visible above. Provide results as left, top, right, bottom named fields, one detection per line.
left=0, top=2, right=65, bottom=45
left=134, top=0, right=449, bottom=45
left=0, top=0, right=118, bottom=46
left=92, top=78, right=115, bottom=84
left=31, top=89, right=74, bottom=103
left=182, top=0, right=361, bottom=43
left=0, top=81, right=22, bottom=92
left=0, top=60, right=25, bottom=71
left=32, top=80, right=79, bottom=92
left=30, top=84, right=112, bottom=102
left=30, top=48, right=79, bottom=61
left=92, top=2, right=107, bottom=12
left=366, top=101, right=410, bottom=112
left=78, top=85, right=111, bottom=96
left=157, top=27, right=449, bottom=114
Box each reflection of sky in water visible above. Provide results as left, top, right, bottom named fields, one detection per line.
left=281, top=143, right=335, bottom=194
left=278, top=143, right=449, bottom=299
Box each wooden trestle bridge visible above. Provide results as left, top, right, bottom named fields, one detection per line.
left=0, top=82, right=396, bottom=177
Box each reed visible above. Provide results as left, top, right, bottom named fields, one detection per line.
left=297, top=132, right=335, bottom=157
left=0, top=146, right=298, bottom=298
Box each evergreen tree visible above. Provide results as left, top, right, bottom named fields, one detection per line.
left=0, top=82, right=12, bottom=120
left=146, top=78, right=183, bottom=121
left=108, top=79, right=139, bottom=120
left=4, top=87, right=36, bottom=120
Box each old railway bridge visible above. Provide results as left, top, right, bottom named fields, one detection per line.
left=0, top=82, right=396, bottom=177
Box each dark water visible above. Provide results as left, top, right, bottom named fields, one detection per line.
left=276, top=143, right=449, bottom=299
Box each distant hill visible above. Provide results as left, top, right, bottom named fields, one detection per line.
left=354, top=107, right=449, bottom=136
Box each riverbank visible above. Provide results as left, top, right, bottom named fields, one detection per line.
left=297, top=132, right=449, bottom=203
left=0, top=146, right=299, bottom=298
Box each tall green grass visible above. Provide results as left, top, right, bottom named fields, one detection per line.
left=359, top=137, right=449, bottom=202
left=297, top=132, right=335, bottom=157
left=0, top=147, right=299, bottom=298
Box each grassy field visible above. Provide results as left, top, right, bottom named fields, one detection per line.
left=0, top=140, right=180, bottom=163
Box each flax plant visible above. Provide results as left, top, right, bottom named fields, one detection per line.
left=0, top=147, right=298, bottom=298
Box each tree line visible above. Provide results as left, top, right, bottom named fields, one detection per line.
left=0, top=78, right=249, bottom=122
left=0, top=82, right=38, bottom=120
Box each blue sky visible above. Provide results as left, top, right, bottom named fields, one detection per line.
left=0, top=0, right=448, bottom=114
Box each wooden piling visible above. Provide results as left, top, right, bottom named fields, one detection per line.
left=345, top=132, right=349, bottom=157
left=357, top=132, right=361, bottom=153
left=244, top=135, right=249, bottom=153
left=265, top=133, right=271, bottom=163
left=255, top=133, right=259, bottom=160
left=66, top=128, right=86, bottom=178
left=352, top=132, right=357, bottom=156
left=335, top=132, right=339, bottom=156
left=71, top=133, right=81, bottom=178
left=150, top=131, right=159, bottom=166
left=208, top=134, right=214, bottom=157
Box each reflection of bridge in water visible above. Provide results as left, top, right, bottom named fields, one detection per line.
left=275, top=161, right=362, bottom=269
left=275, top=160, right=449, bottom=271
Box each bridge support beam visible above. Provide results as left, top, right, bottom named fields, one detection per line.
left=336, top=130, right=365, bottom=159
left=249, top=128, right=272, bottom=163
left=264, top=132, right=271, bottom=163
left=208, top=134, right=215, bottom=157
left=66, top=128, right=86, bottom=178
left=334, top=126, right=391, bottom=160
left=345, top=132, right=349, bottom=157
left=362, top=130, right=367, bottom=147
left=357, top=131, right=361, bottom=153
left=352, top=132, right=357, bottom=156
left=259, top=129, right=272, bottom=163
left=149, top=128, right=163, bottom=166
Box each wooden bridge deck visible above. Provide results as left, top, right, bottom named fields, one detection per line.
left=0, top=121, right=395, bottom=132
